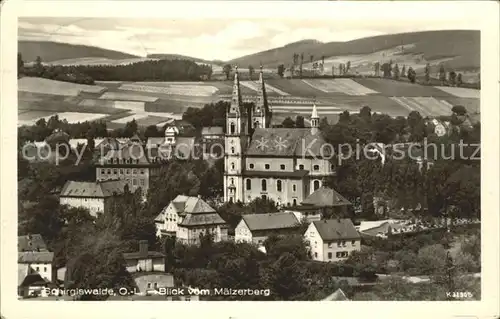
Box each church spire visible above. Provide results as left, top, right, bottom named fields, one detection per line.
left=253, top=65, right=271, bottom=128
left=229, top=65, right=244, bottom=114
left=311, top=102, right=319, bottom=135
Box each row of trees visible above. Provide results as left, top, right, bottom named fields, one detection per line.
left=18, top=54, right=214, bottom=83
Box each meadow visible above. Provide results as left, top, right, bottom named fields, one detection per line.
left=17, top=75, right=480, bottom=128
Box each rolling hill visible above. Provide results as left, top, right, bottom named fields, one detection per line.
left=18, top=40, right=139, bottom=63
left=228, top=30, right=480, bottom=72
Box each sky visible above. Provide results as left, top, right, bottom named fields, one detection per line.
left=18, top=18, right=480, bottom=61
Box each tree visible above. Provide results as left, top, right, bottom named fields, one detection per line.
left=407, top=67, right=417, bottom=83
left=123, top=119, right=138, bottom=137
left=401, top=65, right=406, bottom=78
left=393, top=64, right=400, bottom=80
left=457, top=73, right=463, bottom=87
left=263, top=252, right=307, bottom=300
left=277, top=64, right=285, bottom=78
left=374, top=62, right=380, bottom=77
left=295, top=116, right=305, bottom=128
left=439, top=64, right=447, bottom=85
left=448, top=71, right=457, bottom=86
left=282, top=117, right=295, bottom=128
left=144, top=125, right=160, bottom=138
left=223, top=64, right=232, bottom=80
left=381, top=62, right=392, bottom=78
left=248, top=65, right=255, bottom=80
left=451, top=105, right=467, bottom=116
left=424, top=63, right=431, bottom=84
left=346, top=61, right=351, bottom=74
left=321, top=55, right=325, bottom=65
left=18, top=53, right=24, bottom=74
left=299, top=53, right=304, bottom=78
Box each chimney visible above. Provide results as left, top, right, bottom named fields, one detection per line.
left=139, top=240, right=148, bottom=256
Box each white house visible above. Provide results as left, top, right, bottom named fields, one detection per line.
left=155, top=195, right=228, bottom=245
left=18, top=251, right=55, bottom=292
left=235, top=212, right=300, bottom=244
left=304, top=219, right=361, bottom=262
left=59, top=180, right=128, bottom=217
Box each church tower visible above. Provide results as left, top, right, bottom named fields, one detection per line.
left=251, top=66, right=272, bottom=129
left=224, top=66, right=249, bottom=203
left=310, top=103, right=319, bottom=135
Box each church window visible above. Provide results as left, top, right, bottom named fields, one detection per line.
left=249, top=163, right=254, bottom=169
left=261, top=179, right=267, bottom=192
left=231, top=147, right=235, bottom=154
left=293, top=199, right=297, bottom=206
left=292, top=184, right=297, bottom=192
left=231, top=178, right=234, bottom=185
left=299, top=164, right=304, bottom=170
left=246, top=179, right=251, bottom=190
left=313, top=180, right=320, bottom=191
left=231, top=162, right=235, bottom=170
left=280, top=164, right=285, bottom=170
left=230, top=123, right=235, bottom=134
left=277, top=180, right=282, bottom=192
left=313, top=165, right=320, bottom=171
left=265, top=164, right=270, bottom=170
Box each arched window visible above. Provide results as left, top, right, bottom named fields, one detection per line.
left=277, top=180, right=282, bottom=192
left=293, top=199, right=297, bottom=206
left=246, top=179, right=251, bottom=190
left=231, top=147, right=235, bottom=154
left=313, top=180, right=320, bottom=191
left=261, top=179, right=267, bottom=192
left=231, top=178, right=234, bottom=185
left=230, top=122, right=235, bottom=134
left=231, top=162, right=235, bottom=170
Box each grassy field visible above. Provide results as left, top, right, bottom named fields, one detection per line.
left=18, top=76, right=480, bottom=128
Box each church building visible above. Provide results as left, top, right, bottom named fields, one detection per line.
left=224, top=67, right=335, bottom=206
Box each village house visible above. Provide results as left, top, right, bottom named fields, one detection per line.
left=224, top=67, right=335, bottom=205
left=304, top=218, right=361, bottom=262
left=123, top=240, right=166, bottom=273
left=155, top=195, right=228, bottom=245
left=59, top=180, right=128, bottom=217
left=18, top=250, right=56, bottom=297
left=298, top=186, right=353, bottom=219
left=234, top=212, right=300, bottom=244
left=95, top=136, right=167, bottom=196
left=18, top=234, right=48, bottom=252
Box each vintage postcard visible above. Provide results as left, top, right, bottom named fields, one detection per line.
left=1, top=1, right=499, bottom=319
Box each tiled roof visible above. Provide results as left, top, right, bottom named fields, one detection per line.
left=122, top=251, right=165, bottom=260
left=302, top=186, right=352, bottom=207
left=242, top=212, right=299, bottom=231
left=246, top=128, right=330, bottom=157
left=312, top=219, right=360, bottom=241
left=18, top=251, right=54, bottom=263
left=202, top=126, right=224, bottom=136
left=19, top=273, right=50, bottom=287
left=60, top=180, right=127, bottom=198
left=178, top=212, right=227, bottom=227
left=242, top=169, right=310, bottom=179
left=18, top=234, right=48, bottom=252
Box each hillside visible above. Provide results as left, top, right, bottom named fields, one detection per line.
left=228, top=30, right=480, bottom=72
left=146, top=53, right=217, bottom=65
left=18, top=41, right=139, bottom=63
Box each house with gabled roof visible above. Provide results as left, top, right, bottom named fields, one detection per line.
left=155, top=195, right=228, bottom=245
left=59, top=180, right=128, bottom=217
left=304, top=218, right=361, bottom=262
left=18, top=234, right=48, bottom=252
left=297, top=186, right=352, bottom=220
left=234, top=212, right=300, bottom=244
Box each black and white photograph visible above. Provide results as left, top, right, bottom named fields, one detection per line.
left=1, top=1, right=499, bottom=318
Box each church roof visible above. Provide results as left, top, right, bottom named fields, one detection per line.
left=245, top=128, right=331, bottom=158
left=302, top=186, right=352, bottom=207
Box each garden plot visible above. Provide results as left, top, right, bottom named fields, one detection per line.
left=301, top=79, right=378, bottom=96
left=99, top=91, right=159, bottom=102
left=119, top=83, right=219, bottom=97
left=434, top=86, right=480, bottom=99
left=19, top=77, right=107, bottom=96
left=240, top=81, right=290, bottom=96
left=113, top=101, right=146, bottom=112
left=78, top=99, right=117, bottom=108
left=390, top=97, right=453, bottom=117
